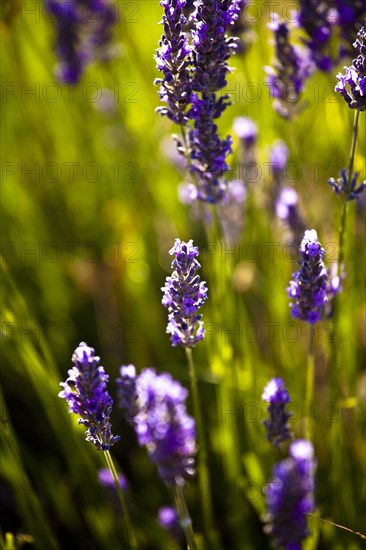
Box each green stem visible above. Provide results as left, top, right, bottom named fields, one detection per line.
left=337, top=109, right=360, bottom=274
left=104, top=450, right=137, bottom=550
left=186, top=348, right=219, bottom=549
left=172, top=484, right=198, bottom=550
left=304, top=325, right=315, bottom=441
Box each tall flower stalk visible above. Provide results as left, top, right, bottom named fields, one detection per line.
left=117, top=366, right=197, bottom=549
left=161, top=239, right=219, bottom=547
left=155, top=0, right=240, bottom=203
left=264, top=440, right=317, bottom=548
left=59, top=342, right=137, bottom=549
left=287, top=231, right=328, bottom=440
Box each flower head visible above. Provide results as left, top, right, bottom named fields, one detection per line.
left=265, top=17, right=315, bottom=118
left=155, top=0, right=192, bottom=124
left=287, top=230, right=328, bottom=324
left=335, top=26, right=366, bottom=111
left=158, top=506, right=179, bottom=530
left=262, top=378, right=292, bottom=446
left=275, top=186, right=306, bottom=245
left=162, top=239, right=208, bottom=348
left=134, top=368, right=196, bottom=486
left=296, top=0, right=335, bottom=71
left=233, top=116, right=258, bottom=148
left=328, top=168, right=366, bottom=201
left=116, top=364, right=139, bottom=425
left=264, top=439, right=316, bottom=548
left=46, top=0, right=116, bottom=84
left=59, top=342, right=120, bottom=450
left=98, top=468, right=128, bottom=491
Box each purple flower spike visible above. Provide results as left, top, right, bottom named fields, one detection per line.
left=328, top=168, right=366, bottom=201
left=296, top=0, right=335, bottom=71
left=335, top=26, right=366, bottom=111
left=275, top=186, right=306, bottom=245
left=162, top=239, right=208, bottom=348
left=134, top=368, right=196, bottom=486
left=264, top=439, right=316, bottom=548
left=155, top=0, right=192, bottom=124
left=265, top=17, right=315, bottom=118
left=116, top=365, right=139, bottom=426
left=262, top=378, right=292, bottom=446
left=287, top=230, right=329, bottom=324
left=233, top=116, right=258, bottom=148
left=59, top=342, right=120, bottom=451
left=46, top=0, right=116, bottom=84
left=188, top=0, right=241, bottom=202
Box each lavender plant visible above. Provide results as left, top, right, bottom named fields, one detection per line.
left=59, top=342, right=136, bottom=548
left=275, top=187, right=306, bottom=246
left=265, top=16, right=315, bottom=118
left=161, top=238, right=208, bottom=348
left=333, top=26, right=366, bottom=278
left=117, top=366, right=198, bottom=548
left=262, top=378, right=293, bottom=447
left=155, top=0, right=241, bottom=202
left=335, top=26, right=366, bottom=111
left=264, top=439, right=316, bottom=548
left=162, top=238, right=218, bottom=547
left=59, top=341, right=120, bottom=450
left=296, top=0, right=335, bottom=71
left=46, top=0, right=116, bottom=84
left=287, top=230, right=329, bottom=441
left=287, top=229, right=328, bottom=325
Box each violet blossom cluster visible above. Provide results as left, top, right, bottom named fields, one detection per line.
left=265, top=17, right=315, bottom=118
left=59, top=342, right=120, bottom=450
left=264, top=440, right=316, bottom=548
left=262, top=378, right=292, bottom=446
left=287, top=230, right=329, bottom=324
left=296, top=0, right=336, bottom=71
left=155, top=0, right=241, bottom=202
left=46, top=0, right=116, bottom=84
left=328, top=168, right=366, bottom=201
left=117, top=366, right=197, bottom=486
left=335, top=26, right=366, bottom=111
left=162, top=239, right=208, bottom=348
left=335, top=0, right=366, bottom=56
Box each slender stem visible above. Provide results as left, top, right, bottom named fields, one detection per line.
left=304, top=325, right=315, bottom=441
left=104, top=450, right=137, bottom=550
left=172, top=484, right=198, bottom=550
left=337, top=109, right=360, bottom=274
left=186, top=348, right=219, bottom=549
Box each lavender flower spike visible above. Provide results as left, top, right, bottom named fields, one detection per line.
left=116, top=364, right=139, bottom=426
left=188, top=0, right=241, bottom=202
left=287, top=230, right=328, bottom=325
left=155, top=0, right=192, bottom=124
left=264, top=439, right=316, bottom=548
left=59, top=342, right=120, bottom=450
left=262, top=378, right=292, bottom=446
left=46, top=0, right=116, bottom=85
left=134, top=368, right=197, bottom=486
left=335, top=26, right=366, bottom=111
left=265, top=17, right=315, bottom=118
left=162, top=239, right=208, bottom=348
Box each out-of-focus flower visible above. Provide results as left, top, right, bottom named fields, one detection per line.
left=265, top=17, right=315, bottom=118
left=262, top=378, right=292, bottom=446
left=264, top=439, right=316, bottom=548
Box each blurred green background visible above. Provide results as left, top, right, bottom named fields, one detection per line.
left=1, top=1, right=365, bottom=548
